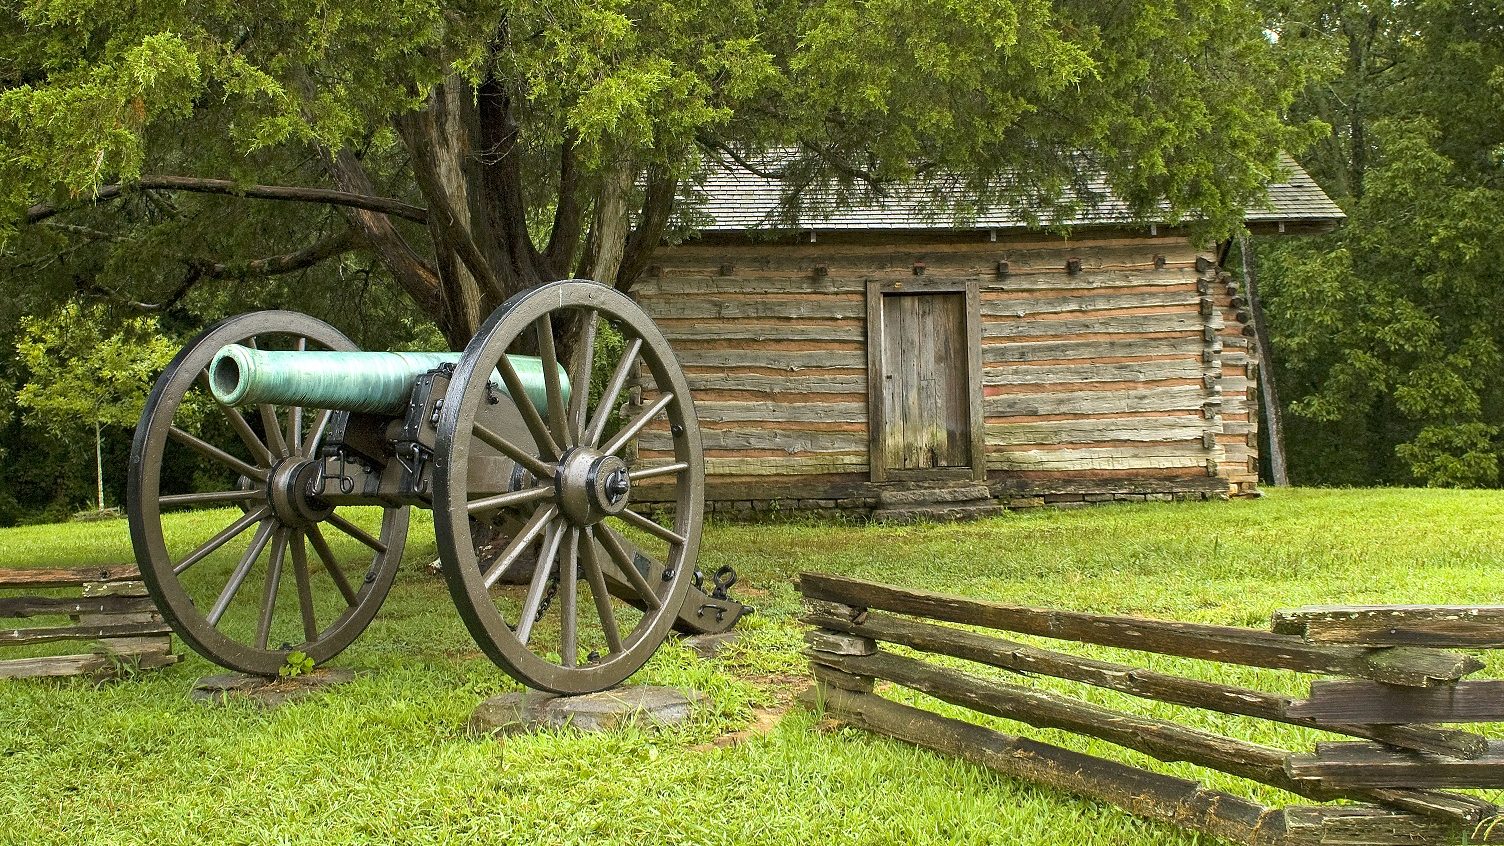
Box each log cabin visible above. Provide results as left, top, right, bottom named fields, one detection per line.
left=633, top=155, right=1343, bottom=520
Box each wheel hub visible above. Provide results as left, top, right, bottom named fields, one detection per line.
left=556, top=448, right=630, bottom=526
left=267, top=458, right=334, bottom=527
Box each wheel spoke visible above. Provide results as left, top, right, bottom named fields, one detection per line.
left=496, top=355, right=562, bottom=461
left=254, top=528, right=289, bottom=650
left=205, top=519, right=276, bottom=625
left=302, top=409, right=332, bottom=456
left=160, top=489, right=266, bottom=508
left=515, top=518, right=565, bottom=645
left=326, top=512, right=387, bottom=554
left=260, top=404, right=289, bottom=459
left=481, top=504, right=558, bottom=589
left=566, top=309, right=598, bottom=445
left=288, top=406, right=303, bottom=457
left=172, top=506, right=270, bottom=575
left=583, top=338, right=642, bottom=448
left=580, top=528, right=624, bottom=654
left=169, top=426, right=268, bottom=482
left=535, top=314, right=569, bottom=448
left=307, top=524, right=357, bottom=606
left=286, top=338, right=306, bottom=455
left=204, top=374, right=274, bottom=467
left=289, top=530, right=319, bottom=641
left=474, top=422, right=554, bottom=481
left=467, top=484, right=554, bottom=515
left=614, top=508, right=687, bottom=546
left=628, top=462, right=688, bottom=482
left=596, top=525, right=662, bottom=610
left=559, top=527, right=579, bottom=667
left=600, top=392, right=674, bottom=457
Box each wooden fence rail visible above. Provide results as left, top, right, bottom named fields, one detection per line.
left=1, top=565, right=179, bottom=680
left=799, top=573, right=1504, bottom=846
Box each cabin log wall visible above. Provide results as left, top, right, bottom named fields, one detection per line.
left=634, top=231, right=1259, bottom=513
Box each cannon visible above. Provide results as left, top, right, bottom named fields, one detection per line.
left=128, top=280, right=747, bottom=694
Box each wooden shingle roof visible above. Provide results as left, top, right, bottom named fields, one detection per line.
left=688, top=152, right=1343, bottom=234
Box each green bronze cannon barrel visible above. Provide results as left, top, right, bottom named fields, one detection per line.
left=208, top=344, right=567, bottom=415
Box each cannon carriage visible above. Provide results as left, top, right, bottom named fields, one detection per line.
left=128, top=280, right=747, bottom=694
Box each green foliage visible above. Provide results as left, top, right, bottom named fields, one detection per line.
left=15, top=300, right=178, bottom=433
left=278, top=650, right=316, bottom=679
left=0, top=0, right=1305, bottom=244
left=14, top=300, right=179, bottom=511
left=1257, top=0, right=1504, bottom=487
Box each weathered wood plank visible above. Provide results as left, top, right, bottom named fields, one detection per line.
left=0, top=650, right=178, bottom=680
left=805, top=684, right=1283, bottom=846
left=806, top=611, right=1488, bottom=759
left=672, top=349, right=866, bottom=370
left=693, top=401, right=867, bottom=424
left=984, top=337, right=1202, bottom=364
left=1279, top=806, right=1497, bottom=846
left=699, top=455, right=869, bottom=475
left=636, top=298, right=866, bottom=320
left=81, top=580, right=149, bottom=597
left=985, top=418, right=1208, bottom=446
left=641, top=427, right=866, bottom=454
left=0, top=595, right=158, bottom=619
left=643, top=266, right=1197, bottom=296
left=983, top=312, right=1205, bottom=340
left=988, top=445, right=1210, bottom=473
left=1272, top=605, right=1504, bottom=648
left=660, top=322, right=864, bottom=343
left=798, top=573, right=1484, bottom=686
left=1287, top=681, right=1504, bottom=724
left=813, top=649, right=1329, bottom=798
left=988, top=272, right=1203, bottom=293
left=0, top=565, right=140, bottom=588
left=1, top=620, right=172, bottom=646
left=985, top=385, right=1211, bottom=418
left=636, top=276, right=862, bottom=295
left=640, top=372, right=864, bottom=395
left=811, top=663, right=877, bottom=693
left=1286, top=742, right=1504, bottom=789
left=804, top=630, right=877, bottom=656
left=984, top=360, right=1206, bottom=387
left=981, top=290, right=1201, bottom=318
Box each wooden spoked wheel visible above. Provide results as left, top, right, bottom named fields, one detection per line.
left=128, top=312, right=409, bottom=676
left=433, top=280, right=704, bottom=694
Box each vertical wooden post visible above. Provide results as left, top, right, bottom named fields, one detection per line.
left=1237, top=232, right=1289, bottom=486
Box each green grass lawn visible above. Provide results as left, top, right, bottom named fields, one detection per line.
left=2, top=487, right=1501, bottom=845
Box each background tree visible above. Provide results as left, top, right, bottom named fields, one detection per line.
left=1257, top=0, right=1504, bottom=486
left=3, top=0, right=1308, bottom=350
left=15, top=301, right=179, bottom=513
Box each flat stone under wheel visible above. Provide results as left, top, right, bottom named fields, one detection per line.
left=433, top=280, right=704, bottom=694
left=128, top=311, right=409, bottom=676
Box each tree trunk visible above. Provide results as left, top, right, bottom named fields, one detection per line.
left=94, top=418, right=104, bottom=513
left=579, top=154, right=635, bottom=285
left=1238, top=232, right=1289, bottom=486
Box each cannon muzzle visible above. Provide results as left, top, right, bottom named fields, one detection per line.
left=208, top=344, right=567, bottom=415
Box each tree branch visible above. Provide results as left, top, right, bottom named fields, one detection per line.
left=196, top=229, right=359, bottom=279
left=320, top=147, right=445, bottom=319
left=25, top=175, right=429, bottom=225
left=696, top=135, right=792, bottom=180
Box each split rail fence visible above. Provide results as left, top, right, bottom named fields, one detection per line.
left=801, top=573, right=1504, bottom=845
left=1, top=565, right=178, bottom=679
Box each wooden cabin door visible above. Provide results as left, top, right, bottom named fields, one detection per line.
left=876, top=290, right=974, bottom=476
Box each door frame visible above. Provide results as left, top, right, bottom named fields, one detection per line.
left=865, top=277, right=986, bottom=483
